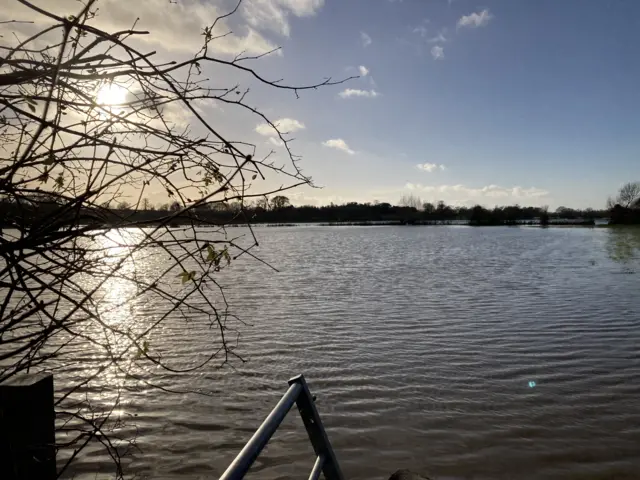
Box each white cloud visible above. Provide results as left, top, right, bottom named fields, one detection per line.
left=339, top=89, right=378, bottom=98
left=404, top=184, right=549, bottom=203
left=281, top=0, right=325, bottom=16
left=360, top=31, right=372, bottom=47
left=428, top=31, right=447, bottom=43
left=242, top=0, right=325, bottom=37
left=359, top=65, right=370, bottom=76
left=412, top=19, right=430, bottom=38
left=417, top=163, right=446, bottom=172
left=413, top=25, right=428, bottom=38
left=457, top=9, right=493, bottom=28
left=323, top=139, right=355, bottom=155
left=193, top=97, right=222, bottom=114
left=431, top=46, right=444, bottom=60
left=216, top=28, right=281, bottom=56
left=255, top=118, right=306, bottom=136
left=0, top=0, right=281, bottom=56
left=268, top=137, right=284, bottom=147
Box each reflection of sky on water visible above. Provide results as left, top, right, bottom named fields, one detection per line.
left=47, top=226, right=640, bottom=479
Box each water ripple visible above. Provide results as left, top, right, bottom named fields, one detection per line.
left=59, top=226, right=640, bottom=479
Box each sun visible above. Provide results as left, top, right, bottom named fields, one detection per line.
left=96, top=83, right=128, bottom=107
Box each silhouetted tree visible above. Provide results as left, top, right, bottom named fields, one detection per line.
left=607, top=183, right=640, bottom=224
left=0, top=0, right=351, bottom=477
left=256, top=196, right=270, bottom=211
left=468, top=205, right=501, bottom=226
left=399, top=194, right=422, bottom=210
left=616, top=182, right=640, bottom=208
left=270, top=195, right=290, bottom=210
left=540, top=206, right=550, bottom=227
left=423, top=202, right=435, bottom=215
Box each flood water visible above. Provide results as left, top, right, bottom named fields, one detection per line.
left=61, top=226, right=640, bottom=479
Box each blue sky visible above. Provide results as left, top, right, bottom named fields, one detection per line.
left=6, top=0, right=638, bottom=208
left=231, top=0, right=640, bottom=208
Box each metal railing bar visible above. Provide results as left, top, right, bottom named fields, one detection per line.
left=289, top=375, right=345, bottom=480
left=308, top=455, right=325, bottom=480
left=218, top=381, right=303, bottom=480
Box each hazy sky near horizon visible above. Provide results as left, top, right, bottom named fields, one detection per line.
left=4, top=0, right=639, bottom=209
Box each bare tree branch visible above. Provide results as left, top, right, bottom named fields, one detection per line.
left=0, top=0, right=351, bottom=476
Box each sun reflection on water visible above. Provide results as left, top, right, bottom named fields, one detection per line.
left=92, top=228, right=146, bottom=328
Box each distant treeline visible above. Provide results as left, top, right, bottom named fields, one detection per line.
left=3, top=194, right=634, bottom=229
left=240, top=202, right=610, bottom=226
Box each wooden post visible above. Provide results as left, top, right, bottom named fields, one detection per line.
left=0, top=373, right=56, bottom=480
